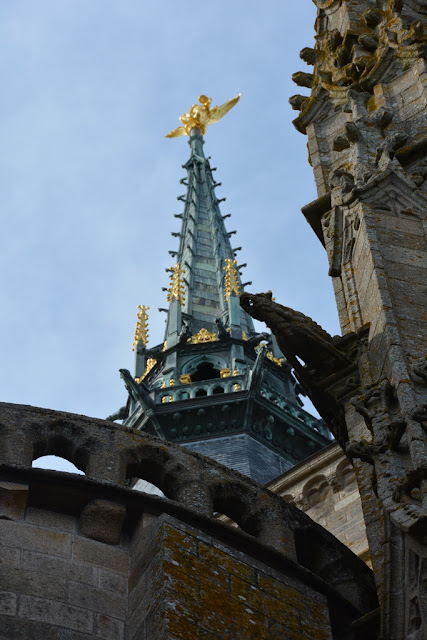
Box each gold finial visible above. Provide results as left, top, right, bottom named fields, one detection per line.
left=224, top=258, right=241, bottom=302
left=166, top=263, right=185, bottom=304
left=165, top=93, right=241, bottom=138
left=132, top=305, right=149, bottom=351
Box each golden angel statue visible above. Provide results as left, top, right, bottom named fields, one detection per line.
left=165, top=93, right=241, bottom=138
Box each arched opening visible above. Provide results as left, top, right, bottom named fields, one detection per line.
left=213, top=386, right=224, bottom=394
left=336, top=459, right=356, bottom=489
left=303, top=475, right=332, bottom=508
left=132, top=478, right=165, bottom=497
left=32, top=456, right=84, bottom=475
left=191, top=361, right=221, bottom=382
left=195, top=388, right=208, bottom=397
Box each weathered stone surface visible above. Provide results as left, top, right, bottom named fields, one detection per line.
left=287, top=2, right=427, bottom=638
left=73, top=537, right=129, bottom=575
left=0, top=396, right=378, bottom=638
left=79, top=499, right=126, bottom=545
left=0, top=481, right=28, bottom=521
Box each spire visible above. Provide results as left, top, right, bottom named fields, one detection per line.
left=112, top=95, right=331, bottom=485
left=164, top=127, right=255, bottom=341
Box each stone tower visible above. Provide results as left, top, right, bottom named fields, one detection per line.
left=109, top=109, right=331, bottom=484
left=241, top=1, right=427, bottom=638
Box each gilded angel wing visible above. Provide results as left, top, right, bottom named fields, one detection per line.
left=208, top=93, right=241, bottom=125
left=165, top=125, right=187, bottom=139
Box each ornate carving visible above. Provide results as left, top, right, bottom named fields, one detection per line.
left=132, top=305, right=149, bottom=351
left=348, top=375, right=427, bottom=538
left=223, top=258, right=241, bottom=301
left=266, top=351, right=283, bottom=367
left=247, top=331, right=270, bottom=347
left=215, top=317, right=230, bottom=340
left=166, top=263, right=185, bottom=304
left=178, top=322, right=192, bottom=344
left=137, top=357, right=157, bottom=382
left=240, top=291, right=350, bottom=375
left=189, top=328, right=217, bottom=344
left=165, top=93, right=241, bottom=138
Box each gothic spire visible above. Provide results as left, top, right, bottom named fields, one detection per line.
left=164, top=128, right=255, bottom=346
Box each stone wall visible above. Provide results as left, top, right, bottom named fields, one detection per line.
left=0, top=402, right=378, bottom=639
left=267, top=443, right=370, bottom=565
left=0, top=504, right=128, bottom=639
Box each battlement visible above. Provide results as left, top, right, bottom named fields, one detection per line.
left=0, top=402, right=377, bottom=639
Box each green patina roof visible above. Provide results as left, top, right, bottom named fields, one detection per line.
left=164, top=129, right=255, bottom=342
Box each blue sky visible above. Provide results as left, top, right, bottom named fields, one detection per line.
left=1, top=0, right=339, bottom=451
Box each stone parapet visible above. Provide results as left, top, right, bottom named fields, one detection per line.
left=0, top=402, right=378, bottom=639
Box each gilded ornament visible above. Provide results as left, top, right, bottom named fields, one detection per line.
left=190, top=328, right=218, bottom=344
left=162, top=341, right=168, bottom=352
left=165, top=94, right=241, bottom=138
left=179, top=374, right=192, bottom=384
left=142, top=358, right=157, bottom=378
left=166, top=263, right=185, bottom=304
left=224, top=259, right=241, bottom=302
left=220, top=369, right=232, bottom=378
left=132, top=305, right=149, bottom=351
left=232, top=383, right=241, bottom=392
left=161, top=395, right=173, bottom=404
left=266, top=351, right=283, bottom=367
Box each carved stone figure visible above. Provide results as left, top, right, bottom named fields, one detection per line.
left=247, top=331, right=270, bottom=347
left=178, top=322, right=192, bottom=344
left=215, top=317, right=230, bottom=341
left=240, top=291, right=351, bottom=375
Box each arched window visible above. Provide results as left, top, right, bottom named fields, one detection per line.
left=191, top=362, right=221, bottom=382
left=213, top=386, right=225, bottom=394
left=195, top=388, right=208, bottom=397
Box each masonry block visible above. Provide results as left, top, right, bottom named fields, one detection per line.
left=0, top=481, right=28, bottom=521
left=79, top=499, right=126, bottom=545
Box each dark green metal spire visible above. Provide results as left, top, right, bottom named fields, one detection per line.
left=112, top=127, right=332, bottom=484
left=164, top=128, right=254, bottom=346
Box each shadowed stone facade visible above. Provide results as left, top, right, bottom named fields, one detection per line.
left=267, top=443, right=370, bottom=566
left=0, top=403, right=377, bottom=639
left=241, top=1, right=427, bottom=637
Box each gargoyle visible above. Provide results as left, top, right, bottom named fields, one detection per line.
left=179, top=322, right=192, bottom=344
left=240, top=291, right=350, bottom=375
left=215, top=318, right=230, bottom=340
left=119, top=368, right=155, bottom=409
left=106, top=406, right=129, bottom=422
left=247, top=332, right=270, bottom=348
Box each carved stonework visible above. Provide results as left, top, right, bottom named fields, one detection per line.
left=290, top=1, right=427, bottom=634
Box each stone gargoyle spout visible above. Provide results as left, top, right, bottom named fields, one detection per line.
left=240, top=291, right=350, bottom=375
